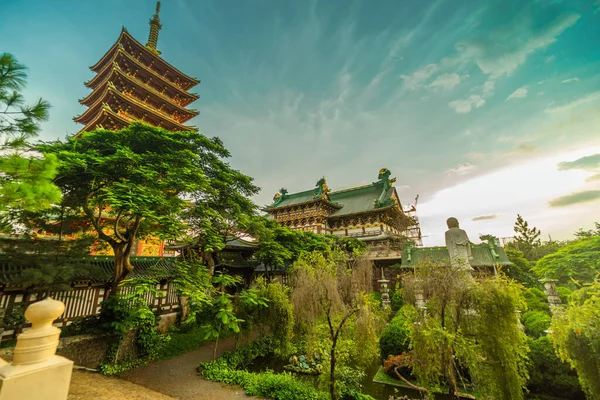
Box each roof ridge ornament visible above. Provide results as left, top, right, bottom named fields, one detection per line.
left=146, top=1, right=162, bottom=55
left=313, top=176, right=330, bottom=199
left=374, top=168, right=396, bottom=208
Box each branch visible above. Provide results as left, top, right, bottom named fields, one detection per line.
left=82, top=202, right=116, bottom=247
left=393, top=366, right=429, bottom=400
left=114, top=209, right=126, bottom=242
left=334, top=307, right=357, bottom=342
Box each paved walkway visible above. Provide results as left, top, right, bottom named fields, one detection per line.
left=121, top=336, right=253, bottom=400
left=69, top=370, right=176, bottom=400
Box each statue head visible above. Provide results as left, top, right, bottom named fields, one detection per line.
left=446, top=217, right=459, bottom=229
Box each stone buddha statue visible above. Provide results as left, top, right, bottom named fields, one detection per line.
left=444, top=217, right=473, bottom=270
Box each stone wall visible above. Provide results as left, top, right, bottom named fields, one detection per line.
left=0, top=333, right=118, bottom=369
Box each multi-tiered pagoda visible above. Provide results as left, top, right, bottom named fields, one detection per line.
left=74, top=2, right=199, bottom=135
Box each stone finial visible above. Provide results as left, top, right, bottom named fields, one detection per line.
left=12, top=297, right=64, bottom=365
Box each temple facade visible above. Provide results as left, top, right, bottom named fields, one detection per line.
left=74, top=2, right=199, bottom=135
left=263, top=168, right=423, bottom=264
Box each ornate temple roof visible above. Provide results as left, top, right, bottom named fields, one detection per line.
left=264, top=168, right=403, bottom=218
left=401, top=240, right=512, bottom=268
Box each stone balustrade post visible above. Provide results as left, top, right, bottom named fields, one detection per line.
left=0, top=297, right=73, bottom=400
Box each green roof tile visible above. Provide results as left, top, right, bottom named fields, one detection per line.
left=402, top=243, right=512, bottom=268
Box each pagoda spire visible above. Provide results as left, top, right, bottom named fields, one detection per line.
left=146, top=1, right=162, bottom=54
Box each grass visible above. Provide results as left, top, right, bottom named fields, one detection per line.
left=156, top=324, right=209, bottom=360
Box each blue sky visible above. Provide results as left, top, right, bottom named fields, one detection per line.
left=2, top=0, right=600, bottom=245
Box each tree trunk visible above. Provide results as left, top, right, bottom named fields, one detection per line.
left=393, top=366, right=429, bottom=400
left=213, top=325, right=222, bottom=363
left=110, top=242, right=135, bottom=295
left=330, top=335, right=338, bottom=400
left=204, top=251, right=216, bottom=276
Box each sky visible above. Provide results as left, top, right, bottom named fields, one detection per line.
left=2, top=0, right=600, bottom=245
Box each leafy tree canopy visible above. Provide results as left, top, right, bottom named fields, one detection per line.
left=551, top=283, right=600, bottom=398
left=38, top=123, right=255, bottom=292
left=532, top=236, right=600, bottom=286
left=0, top=53, right=60, bottom=215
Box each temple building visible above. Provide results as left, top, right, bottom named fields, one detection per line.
left=73, top=2, right=199, bottom=136
left=263, top=168, right=423, bottom=265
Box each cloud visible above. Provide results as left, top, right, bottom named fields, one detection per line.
left=482, top=79, right=495, bottom=97
left=428, top=73, right=466, bottom=91
left=400, top=63, right=438, bottom=90
left=448, top=95, right=485, bottom=113
left=562, top=77, right=579, bottom=83
left=557, top=154, right=600, bottom=172
left=472, top=214, right=498, bottom=221
left=456, top=10, right=580, bottom=78
left=545, top=92, right=600, bottom=114
left=587, top=174, right=600, bottom=182
left=549, top=190, right=600, bottom=207
left=446, top=163, right=475, bottom=175
left=545, top=55, right=556, bottom=63
left=506, top=87, right=528, bottom=101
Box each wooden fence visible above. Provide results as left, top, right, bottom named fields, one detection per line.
left=0, top=281, right=179, bottom=341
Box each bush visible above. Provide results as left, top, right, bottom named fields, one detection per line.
left=390, top=291, right=403, bottom=312
left=527, top=336, right=584, bottom=399
left=379, top=311, right=409, bottom=361
left=524, top=288, right=550, bottom=313
left=61, top=316, right=103, bottom=337
left=156, top=324, right=208, bottom=360
left=521, top=311, right=551, bottom=338
left=556, top=286, right=572, bottom=304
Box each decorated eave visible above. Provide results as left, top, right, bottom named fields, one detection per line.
left=90, top=28, right=199, bottom=90
left=76, top=107, right=130, bottom=135
left=85, top=49, right=199, bottom=105
left=73, top=84, right=196, bottom=131
left=79, top=68, right=199, bottom=120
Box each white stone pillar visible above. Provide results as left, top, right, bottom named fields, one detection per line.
left=0, top=297, right=73, bottom=400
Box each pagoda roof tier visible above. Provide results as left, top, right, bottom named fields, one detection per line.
left=77, top=106, right=130, bottom=135
left=74, top=85, right=195, bottom=132
left=86, top=49, right=199, bottom=106
left=91, top=28, right=199, bottom=90
left=80, top=68, right=198, bottom=122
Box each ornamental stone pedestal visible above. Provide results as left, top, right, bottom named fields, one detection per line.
left=378, top=268, right=391, bottom=309
left=541, top=279, right=562, bottom=314
left=0, top=297, right=73, bottom=400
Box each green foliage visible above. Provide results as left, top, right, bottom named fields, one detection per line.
left=533, top=236, right=600, bottom=286
left=527, top=336, right=584, bottom=400
left=98, top=277, right=170, bottom=375
left=1, top=303, right=25, bottom=330
left=504, top=249, right=539, bottom=287
left=39, top=123, right=255, bottom=287
left=390, top=290, right=403, bottom=312
left=244, top=216, right=367, bottom=277
left=523, top=287, right=550, bottom=313
left=171, top=259, right=212, bottom=325
left=60, top=316, right=103, bottom=338
left=403, top=262, right=529, bottom=399
left=155, top=324, right=209, bottom=360
left=238, top=277, right=294, bottom=356
left=551, top=282, right=600, bottom=398
left=556, top=286, right=572, bottom=304
left=0, top=53, right=59, bottom=215
left=574, top=222, right=600, bottom=239
left=379, top=310, right=410, bottom=361
left=521, top=311, right=551, bottom=339
left=512, top=214, right=541, bottom=260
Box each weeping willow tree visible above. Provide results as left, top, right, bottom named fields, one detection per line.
left=551, top=282, right=600, bottom=399
left=289, top=250, right=382, bottom=400
left=401, top=260, right=529, bottom=399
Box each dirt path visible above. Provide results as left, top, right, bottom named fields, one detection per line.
left=69, top=369, right=176, bottom=400
left=121, top=336, right=253, bottom=400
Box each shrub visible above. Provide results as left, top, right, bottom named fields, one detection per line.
left=556, top=286, right=572, bottom=304
left=523, top=288, right=550, bottom=313
left=521, top=311, right=551, bottom=338
left=390, top=291, right=403, bottom=312
left=379, top=311, right=409, bottom=361
left=61, top=315, right=103, bottom=337
left=527, top=336, right=584, bottom=399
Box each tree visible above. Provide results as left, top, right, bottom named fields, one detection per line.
left=574, top=222, right=600, bottom=239
left=532, top=236, right=600, bottom=286
left=39, top=123, right=253, bottom=293
left=402, top=262, right=529, bottom=399
left=289, top=250, right=380, bottom=400
left=244, top=216, right=366, bottom=281
left=0, top=53, right=60, bottom=215
left=551, top=282, right=600, bottom=398
left=503, top=249, right=539, bottom=287
left=182, top=160, right=259, bottom=275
